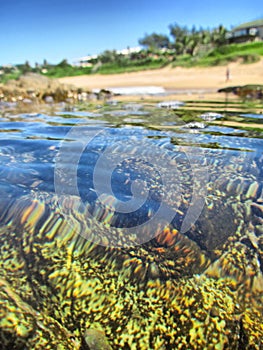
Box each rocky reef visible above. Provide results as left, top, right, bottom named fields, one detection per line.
left=0, top=73, right=94, bottom=105
left=218, top=84, right=263, bottom=100
left=0, top=189, right=263, bottom=349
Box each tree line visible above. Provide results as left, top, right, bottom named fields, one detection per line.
left=138, top=23, right=228, bottom=56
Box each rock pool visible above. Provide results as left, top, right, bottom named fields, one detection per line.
left=0, top=98, right=263, bottom=349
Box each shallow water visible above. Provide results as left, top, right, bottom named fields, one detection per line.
left=0, top=99, right=263, bottom=349
left=0, top=101, right=262, bottom=204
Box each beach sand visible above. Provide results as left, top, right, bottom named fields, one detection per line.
left=59, top=59, right=263, bottom=96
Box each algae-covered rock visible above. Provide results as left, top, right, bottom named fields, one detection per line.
left=0, top=73, right=91, bottom=104
left=218, top=84, right=263, bottom=100
left=84, top=329, right=113, bottom=350
left=0, top=190, right=263, bottom=349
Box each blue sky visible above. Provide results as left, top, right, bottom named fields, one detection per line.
left=0, top=0, right=262, bottom=66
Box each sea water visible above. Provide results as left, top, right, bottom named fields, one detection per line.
left=0, top=99, right=263, bottom=349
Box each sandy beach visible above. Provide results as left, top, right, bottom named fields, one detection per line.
left=59, top=59, right=263, bottom=98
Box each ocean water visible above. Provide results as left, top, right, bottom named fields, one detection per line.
left=0, top=99, right=263, bottom=349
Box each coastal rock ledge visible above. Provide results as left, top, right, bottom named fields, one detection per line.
left=0, top=73, right=94, bottom=104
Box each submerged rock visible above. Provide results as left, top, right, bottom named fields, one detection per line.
left=0, top=185, right=263, bottom=348
left=1, top=147, right=263, bottom=348
left=84, top=329, right=113, bottom=350
left=218, top=84, right=263, bottom=100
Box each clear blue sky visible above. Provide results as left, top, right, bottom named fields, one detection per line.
left=0, top=0, right=262, bottom=66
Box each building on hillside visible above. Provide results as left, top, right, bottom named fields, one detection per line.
left=227, top=19, right=263, bottom=43
left=74, top=54, right=99, bottom=67
left=75, top=46, right=142, bottom=67
left=115, top=46, right=142, bottom=56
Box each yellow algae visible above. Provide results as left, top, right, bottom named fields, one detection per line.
left=45, top=217, right=63, bottom=240
left=21, top=200, right=46, bottom=234
left=1, top=193, right=263, bottom=349
left=16, top=324, right=30, bottom=337
left=20, top=200, right=38, bottom=225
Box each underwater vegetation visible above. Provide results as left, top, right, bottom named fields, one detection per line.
left=0, top=101, right=263, bottom=349
left=0, top=186, right=263, bottom=349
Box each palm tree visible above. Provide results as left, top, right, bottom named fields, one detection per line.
left=211, top=25, right=228, bottom=47
left=169, top=23, right=188, bottom=54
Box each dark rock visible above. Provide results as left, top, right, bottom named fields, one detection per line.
left=218, top=84, right=263, bottom=100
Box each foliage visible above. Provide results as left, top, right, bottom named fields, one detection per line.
left=94, top=57, right=168, bottom=74
left=56, top=59, right=71, bottom=68
left=171, top=41, right=263, bottom=67
left=207, top=41, right=263, bottom=56
left=16, top=61, right=32, bottom=74
left=0, top=71, right=22, bottom=84
left=138, top=33, right=171, bottom=50
left=98, top=50, right=119, bottom=64
left=139, top=23, right=229, bottom=57
left=44, top=65, right=92, bottom=78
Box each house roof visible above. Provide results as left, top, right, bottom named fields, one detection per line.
left=232, top=19, right=263, bottom=31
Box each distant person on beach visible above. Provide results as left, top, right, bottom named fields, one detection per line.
left=226, top=67, right=230, bottom=82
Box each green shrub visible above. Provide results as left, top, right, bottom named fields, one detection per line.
left=0, top=71, right=22, bottom=83
left=95, top=57, right=168, bottom=74
left=241, top=53, right=261, bottom=63
left=44, top=66, right=92, bottom=78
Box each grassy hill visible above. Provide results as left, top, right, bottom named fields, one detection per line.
left=0, top=41, right=262, bottom=83
left=44, top=41, right=263, bottom=77
left=173, top=42, right=263, bottom=67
